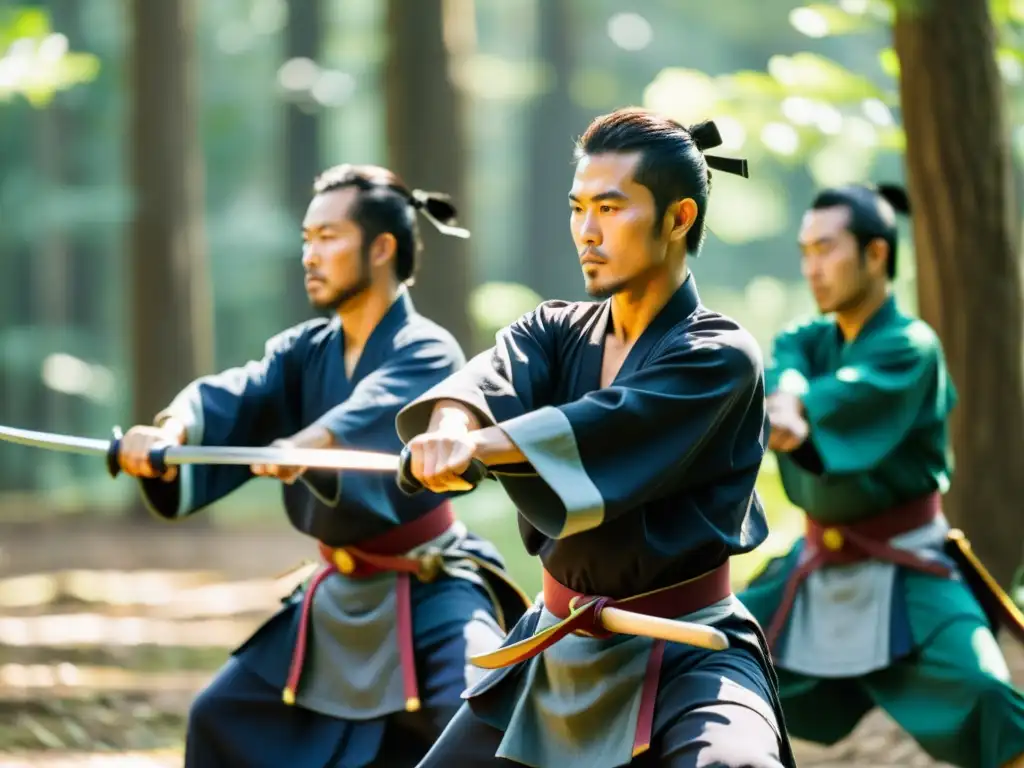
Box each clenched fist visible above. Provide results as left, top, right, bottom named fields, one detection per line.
left=406, top=430, right=478, bottom=494
left=767, top=393, right=809, bottom=453
left=118, top=419, right=187, bottom=481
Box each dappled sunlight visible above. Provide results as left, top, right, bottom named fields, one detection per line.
left=0, top=663, right=209, bottom=698
left=0, top=613, right=255, bottom=649
left=704, top=176, right=790, bottom=244
left=449, top=54, right=549, bottom=101
left=0, top=752, right=180, bottom=768
left=606, top=13, right=652, bottom=52
left=40, top=354, right=115, bottom=405
left=0, top=570, right=243, bottom=610
left=0, top=10, right=99, bottom=105
left=789, top=1, right=891, bottom=36
left=760, top=122, right=800, bottom=155
left=468, top=282, right=545, bottom=344
left=0, top=574, right=59, bottom=609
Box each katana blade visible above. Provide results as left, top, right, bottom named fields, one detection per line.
left=0, top=424, right=399, bottom=473
left=0, top=425, right=111, bottom=457
left=166, top=445, right=400, bottom=472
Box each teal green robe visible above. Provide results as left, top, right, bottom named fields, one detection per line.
left=739, top=301, right=1024, bottom=768
left=768, top=295, right=956, bottom=523
left=740, top=296, right=989, bottom=677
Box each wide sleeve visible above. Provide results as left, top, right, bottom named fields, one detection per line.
left=794, top=326, right=940, bottom=474
left=496, top=338, right=762, bottom=540
left=764, top=320, right=821, bottom=396
left=304, top=336, right=463, bottom=519
left=139, top=326, right=306, bottom=520
left=395, top=303, right=563, bottom=441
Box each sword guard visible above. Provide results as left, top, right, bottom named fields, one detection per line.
left=396, top=445, right=489, bottom=496
left=106, top=426, right=123, bottom=478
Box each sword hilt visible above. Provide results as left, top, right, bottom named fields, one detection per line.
left=107, top=426, right=123, bottom=478
left=106, top=426, right=174, bottom=479
left=396, top=445, right=489, bottom=496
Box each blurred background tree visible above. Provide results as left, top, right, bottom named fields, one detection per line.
left=126, top=0, right=215, bottom=521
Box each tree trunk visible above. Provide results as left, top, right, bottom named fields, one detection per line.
left=894, top=0, right=1023, bottom=586
left=282, top=0, right=323, bottom=326
left=526, top=0, right=588, bottom=301
left=127, top=0, right=214, bottom=519
left=384, top=0, right=474, bottom=352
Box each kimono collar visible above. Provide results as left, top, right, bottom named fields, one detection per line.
left=842, top=292, right=898, bottom=343
left=597, top=273, right=702, bottom=383
left=334, top=287, right=417, bottom=379
left=375, top=285, right=416, bottom=335
left=655, top=272, right=701, bottom=328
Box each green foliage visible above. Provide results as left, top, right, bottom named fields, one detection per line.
left=642, top=0, right=1022, bottom=254
left=991, top=0, right=1024, bottom=26
left=0, top=7, right=100, bottom=107
left=468, top=281, right=545, bottom=348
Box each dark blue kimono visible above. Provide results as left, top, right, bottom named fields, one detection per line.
left=138, top=289, right=525, bottom=768
left=396, top=276, right=797, bottom=768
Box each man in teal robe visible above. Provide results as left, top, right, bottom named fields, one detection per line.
left=739, top=182, right=1024, bottom=768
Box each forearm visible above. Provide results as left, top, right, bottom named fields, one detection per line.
left=428, top=399, right=483, bottom=432
left=154, top=415, right=189, bottom=444
left=288, top=423, right=336, bottom=449
left=471, top=425, right=526, bottom=466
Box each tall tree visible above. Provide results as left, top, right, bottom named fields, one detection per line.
left=127, top=0, right=213, bottom=519
left=525, top=0, right=589, bottom=301
left=894, top=0, right=1023, bottom=585
left=32, top=0, right=75, bottom=479
left=281, top=0, right=323, bottom=326
left=384, top=0, right=474, bottom=351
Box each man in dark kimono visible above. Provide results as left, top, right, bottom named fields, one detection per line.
left=115, top=164, right=531, bottom=768
left=739, top=183, right=1024, bottom=768
left=395, top=108, right=796, bottom=768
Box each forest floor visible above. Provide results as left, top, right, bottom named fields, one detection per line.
left=0, top=517, right=1019, bottom=767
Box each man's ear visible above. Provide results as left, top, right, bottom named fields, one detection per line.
left=666, top=198, right=698, bottom=244
left=865, top=237, right=890, bottom=277
left=369, top=232, right=398, bottom=267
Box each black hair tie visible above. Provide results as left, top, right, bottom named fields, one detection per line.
left=410, top=189, right=470, bottom=239
left=687, top=120, right=750, bottom=179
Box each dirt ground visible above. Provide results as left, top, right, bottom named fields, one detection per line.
left=0, top=518, right=1020, bottom=768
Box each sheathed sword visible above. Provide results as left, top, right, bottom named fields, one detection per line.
left=0, top=422, right=730, bottom=652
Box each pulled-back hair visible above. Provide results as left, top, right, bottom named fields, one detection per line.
left=811, top=183, right=910, bottom=279
left=575, top=108, right=748, bottom=256
left=312, top=164, right=422, bottom=284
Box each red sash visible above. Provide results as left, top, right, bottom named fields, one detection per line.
left=283, top=502, right=455, bottom=712
left=764, top=492, right=951, bottom=653
left=472, top=563, right=731, bottom=759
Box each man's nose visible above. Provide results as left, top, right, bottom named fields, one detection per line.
left=580, top=214, right=602, bottom=247
left=302, top=244, right=317, bottom=269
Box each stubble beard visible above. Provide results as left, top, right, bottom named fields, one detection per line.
left=309, top=247, right=372, bottom=313
left=584, top=273, right=629, bottom=301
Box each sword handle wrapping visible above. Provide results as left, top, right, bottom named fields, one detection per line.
left=105, top=426, right=172, bottom=479
left=396, top=445, right=489, bottom=496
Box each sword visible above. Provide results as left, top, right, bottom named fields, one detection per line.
left=0, top=424, right=487, bottom=495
